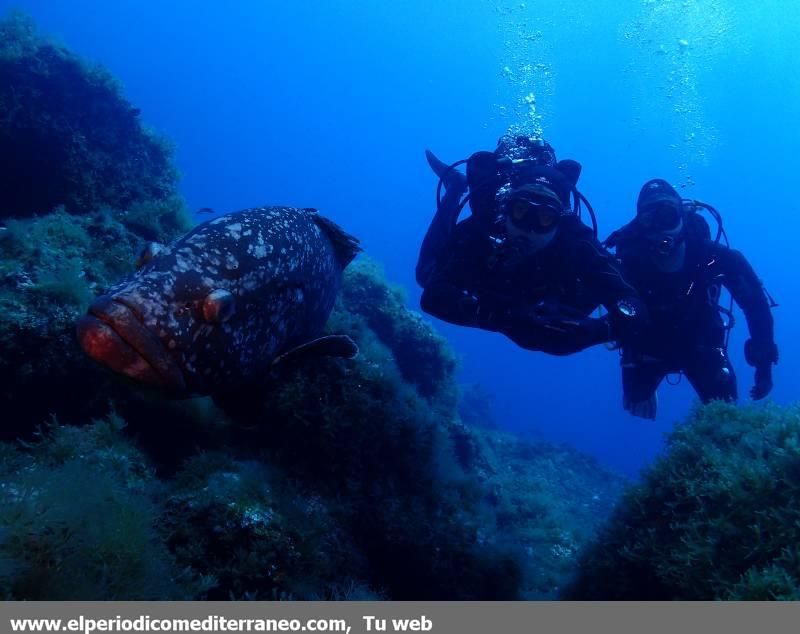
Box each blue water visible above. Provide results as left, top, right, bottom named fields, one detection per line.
left=5, top=0, right=797, bottom=477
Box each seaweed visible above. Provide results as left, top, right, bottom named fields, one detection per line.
left=0, top=416, right=187, bottom=600
left=0, top=10, right=190, bottom=437
left=340, top=258, right=457, bottom=406
left=565, top=402, right=800, bottom=600
left=0, top=208, right=179, bottom=439
left=0, top=256, right=629, bottom=599
left=458, top=383, right=498, bottom=430
left=213, top=276, right=627, bottom=599
left=162, top=456, right=369, bottom=600
left=0, top=11, right=181, bottom=220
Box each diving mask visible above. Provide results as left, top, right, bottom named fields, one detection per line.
left=638, top=201, right=683, bottom=232
left=504, top=185, right=564, bottom=235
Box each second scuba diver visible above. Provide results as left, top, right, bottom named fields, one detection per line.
left=416, top=135, right=645, bottom=355
left=606, top=179, right=779, bottom=419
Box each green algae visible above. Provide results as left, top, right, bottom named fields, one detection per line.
left=566, top=401, right=800, bottom=600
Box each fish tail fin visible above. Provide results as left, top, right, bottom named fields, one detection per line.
left=311, top=212, right=362, bottom=267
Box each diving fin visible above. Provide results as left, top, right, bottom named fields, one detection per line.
left=556, top=159, right=582, bottom=187
left=272, top=334, right=359, bottom=366
left=623, top=392, right=658, bottom=420
left=425, top=149, right=467, bottom=192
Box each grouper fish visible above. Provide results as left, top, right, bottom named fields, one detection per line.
left=77, top=206, right=361, bottom=395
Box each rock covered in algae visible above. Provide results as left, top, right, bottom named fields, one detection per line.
left=0, top=10, right=190, bottom=437
left=565, top=401, right=800, bottom=600
left=0, top=11, right=180, bottom=219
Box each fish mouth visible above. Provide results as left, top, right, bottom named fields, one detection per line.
left=76, top=295, right=186, bottom=393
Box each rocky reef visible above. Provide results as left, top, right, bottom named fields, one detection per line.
left=0, top=12, right=627, bottom=600
left=565, top=402, right=800, bottom=600
left=0, top=11, right=190, bottom=438
left=0, top=252, right=627, bottom=599
left=0, top=12, right=179, bottom=219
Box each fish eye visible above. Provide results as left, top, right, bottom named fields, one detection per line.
left=176, top=300, right=196, bottom=317
left=202, top=289, right=235, bottom=323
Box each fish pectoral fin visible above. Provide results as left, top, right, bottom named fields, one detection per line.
left=272, top=334, right=359, bottom=366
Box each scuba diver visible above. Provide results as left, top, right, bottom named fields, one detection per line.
left=605, top=179, right=778, bottom=419
left=416, top=135, right=644, bottom=355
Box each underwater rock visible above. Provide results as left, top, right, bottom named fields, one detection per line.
left=194, top=275, right=488, bottom=598
left=457, top=424, right=627, bottom=598
left=0, top=208, right=185, bottom=439
left=219, top=312, right=511, bottom=598
left=339, top=258, right=457, bottom=406
left=0, top=11, right=179, bottom=219
left=163, top=455, right=373, bottom=600
left=0, top=415, right=189, bottom=600
left=0, top=12, right=190, bottom=437
left=565, top=401, right=800, bottom=600
left=0, top=227, right=628, bottom=598
left=216, top=274, right=626, bottom=599
left=77, top=207, right=360, bottom=396
left=458, top=383, right=499, bottom=430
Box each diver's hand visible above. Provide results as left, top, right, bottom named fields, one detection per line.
left=751, top=365, right=773, bottom=400
left=744, top=339, right=777, bottom=400
left=474, top=294, right=515, bottom=332
left=504, top=303, right=574, bottom=333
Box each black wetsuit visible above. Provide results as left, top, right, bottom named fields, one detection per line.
left=416, top=170, right=467, bottom=291
left=419, top=213, right=640, bottom=355
left=614, top=221, right=775, bottom=404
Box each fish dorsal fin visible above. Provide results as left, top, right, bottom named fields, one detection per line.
left=307, top=210, right=362, bottom=267
left=272, top=334, right=359, bottom=367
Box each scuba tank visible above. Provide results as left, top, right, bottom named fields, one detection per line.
left=434, top=148, right=599, bottom=237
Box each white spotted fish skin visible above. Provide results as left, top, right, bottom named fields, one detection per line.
left=96, top=206, right=359, bottom=394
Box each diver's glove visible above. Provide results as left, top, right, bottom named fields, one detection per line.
left=502, top=301, right=597, bottom=336
left=473, top=294, right=517, bottom=332
left=475, top=302, right=508, bottom=332
left=474, top=301, right=544, bottom=334
left=752, top=365, right=773, bottom=401
left=744, top=338, right=778, bottom=400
